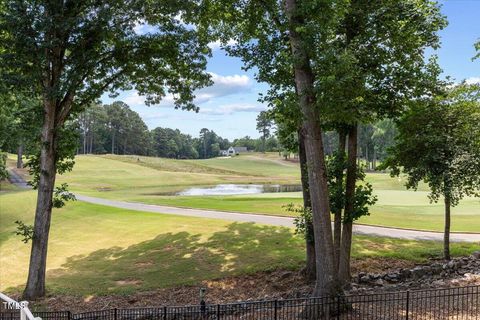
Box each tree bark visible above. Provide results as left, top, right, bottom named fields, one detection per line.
left=334, top=131, right=347, bottom=269
left=89, top=133, right=94, bottom=154
left=284, top=0, right=341, bottom=297
left=111, top=130, right=115, bottom=154
left=444, top=195, right=451, bottom=261
left=17, top=143, right=24, bottom=168
left=298, top=129, right=315, bottom=280
left=22, top=102, right=57, bottom=300
left=365, top=146, right=369, bottom=170
left=339, top=124, right=358, bottom=285
left=83, top=130, right=87, bottom=154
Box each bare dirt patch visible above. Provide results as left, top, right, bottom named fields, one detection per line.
left=351, top=257, right=416, bottom=275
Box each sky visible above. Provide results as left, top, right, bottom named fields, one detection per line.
left=102, top=0, right=480, bottom=141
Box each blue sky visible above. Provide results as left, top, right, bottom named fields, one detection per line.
left=103, top=1, right=480, bottom=141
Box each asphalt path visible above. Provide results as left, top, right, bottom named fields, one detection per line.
left=7, top=169, right=479, bottom=242
left=76, top=194, right=480, bottom=243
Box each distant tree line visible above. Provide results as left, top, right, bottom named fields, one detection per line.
left=278, top=119, right=397, bottom=170
left=76, top=101, right=280, bottom=159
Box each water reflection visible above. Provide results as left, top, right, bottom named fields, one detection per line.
left=176, top=184, right=302, bottom=196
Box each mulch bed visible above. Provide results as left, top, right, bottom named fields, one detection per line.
left=15, top=258, right=418, bottom=312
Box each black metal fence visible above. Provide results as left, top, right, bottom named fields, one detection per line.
left=1, top=285, right=479, bottom=320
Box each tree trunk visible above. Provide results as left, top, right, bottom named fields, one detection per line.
left=334, top=131, right=347, bottom=269
left=339, top=124, right=358, bottom=285
left=22, top=103, right=57, bottom=300
left=365, top=145, right=369, bottom=170
left=17, top=143, right=24, bottom=168
left=444, top=195, right=451, bottom=261
left=111, top=131, right=115, bottom=154
left=298, top=129, right=315, bottom=280
left=83, top=131, right=87, bottom=154
left=89, top=133, right=94, bottom=154
left=284, top=0, right=341, bottom=298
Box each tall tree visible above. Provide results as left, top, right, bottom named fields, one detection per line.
left=283, top=0, right=345, bottom=298
left=0, top=99, right=11, bottom=182
left=371, top=120, right=398, bottom=168
left=256, top=110, right=273, bottom=153
left=199, top=128, right=210, bottom=159
left=381, top=82, right=480, bottom=260
left=209, top=0, right=445, bottom=293
left=273, top=93, right=316, bottom=279
left=76, top=104, right=109, bottom=154
left=206, top=0, right=446, bottom=294
left=0, top=0, right=211, bottom=299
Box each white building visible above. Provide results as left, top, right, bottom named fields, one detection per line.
left=227, top=146, right=248, bottom=156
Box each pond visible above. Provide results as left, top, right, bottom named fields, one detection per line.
left=176, top=184, right=303, bottom=196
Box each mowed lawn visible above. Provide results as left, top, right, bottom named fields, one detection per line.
left=137, top=190, right=480, bottom=232
left=55, top=154, right=300, bottom=197
left=12, top=153, right=480, bottom=232
left=0, top=188, right=478, bottom=296
left=0, top=189, right=303, bottom=295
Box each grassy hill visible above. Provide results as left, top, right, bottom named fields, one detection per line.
left=6, top=153, right=480, bottom=232
left=54, top=154, right=299, bottom=197
left=54, top=154, right=480, bottom=232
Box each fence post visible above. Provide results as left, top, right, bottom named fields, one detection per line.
left=200, top=300, right=206, bottom=317
left=163, top=306, right=167, bottom=320
left=274, top=300, right=278, bottom=320
left=113, top=308, right=117, bottom=320
left=68, top=311, right=72, bottom=320
left=405, top=290, right=410, bottom=320
left=216, top=304, right=220, bottom=319
left=20, top=302, right=27, bottom=320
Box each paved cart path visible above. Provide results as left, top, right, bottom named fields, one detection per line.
left=75, top=195, right=480, bottom=243
left=6, top=168, right=29, bottom=188
left=7, top=169, right=480, bottom=242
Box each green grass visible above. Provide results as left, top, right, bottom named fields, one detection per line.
left=8, top=153, right=480, bottom=232
left=0, top=180, right=19, bottom=192
left=0, top=189, right=303, bottom=294
left=129, top=189, right=480, bottom=232
left=55, top=154, right=299, bottom=198
left=184, top=154, right=300, bottom=177
left=1, top=188, right=478, bottom=296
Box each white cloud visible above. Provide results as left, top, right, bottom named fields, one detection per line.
left=465, top=77, right=480, bottom=85
left=121, top=72, right=252, bottom=108
left=199, top=103, right=265, bottom=115
left=208, top=39, right=238, bottom=50
left=196, top=73, right=250, bottom=100
left=122, top=91, right=175, bottom=107
left=122, top=92, right=145, bottom=106
left=140, top=113, right=172, bottom=121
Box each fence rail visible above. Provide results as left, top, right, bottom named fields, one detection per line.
left=1, top=285, right=479, bottom=320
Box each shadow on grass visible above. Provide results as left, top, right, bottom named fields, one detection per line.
left=39, top=223, right=304, bottom=295
left=352, top=235, right=478, bottom=262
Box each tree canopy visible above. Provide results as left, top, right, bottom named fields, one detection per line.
left=381, top=82, right=480, bottom=259
left=203, top=0, right=447, bottom=297
left=0, top=0, right=214, bottom=299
